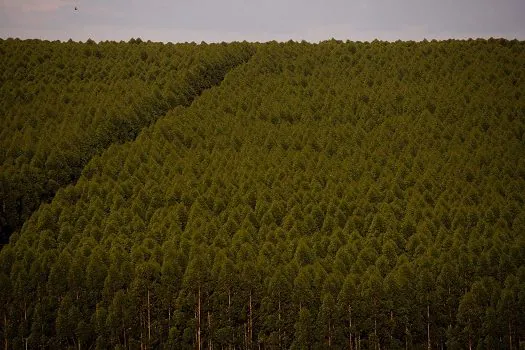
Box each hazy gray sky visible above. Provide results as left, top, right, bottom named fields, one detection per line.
left=1, top=0, right=524, bottom=42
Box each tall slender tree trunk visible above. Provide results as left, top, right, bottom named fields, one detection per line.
left=278, top=299, right=282, bottom=349
left=140, top=311, right=144, bottom=350
left=348, top=305, right=352, bottom=350
left=468, top=320, right=472, bottom=350
left=166, top=305, right=171, bottom=344
left=123, top=324, right=127, bottom=350
left=249, top=292, right=253, bottom=350
left=427, top=303, right=431, bottom=350
left=390, top=310, right=394, bottom=343
left=374, top=317, right=377, bottom=347
left=328, top=319, right=332, bottom=348
left=147, top=289, right=151, bottom=348
left=4, top=313, right=7, bottom=350
left=228, top=288, right=233, bottom=349
left=508, top=320, right=512, bottom=350
left=198, top=287, right=201, bottom=350
left=373, top=298, right=378, bottom=350
left=208, top=311, right=212, bottom=350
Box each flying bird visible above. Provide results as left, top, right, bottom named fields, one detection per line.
left=75, top=6, right=78, bottom=11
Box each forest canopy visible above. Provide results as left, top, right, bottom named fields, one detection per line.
left=0, top=38, right=524, bottom=349
left=0, top=38, right=255, bottom=242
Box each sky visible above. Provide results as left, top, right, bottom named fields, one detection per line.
left=1, top=0, right=524, bottom=43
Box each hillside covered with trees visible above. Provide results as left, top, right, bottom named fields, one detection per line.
left=1, top=38, right=524, bottom=349
left=0, top=38, right=255, bottom=243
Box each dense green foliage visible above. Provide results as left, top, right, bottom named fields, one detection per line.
left=1, top=38, right=525, bottom=349
left=0, top=38, right=254, bottom=241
